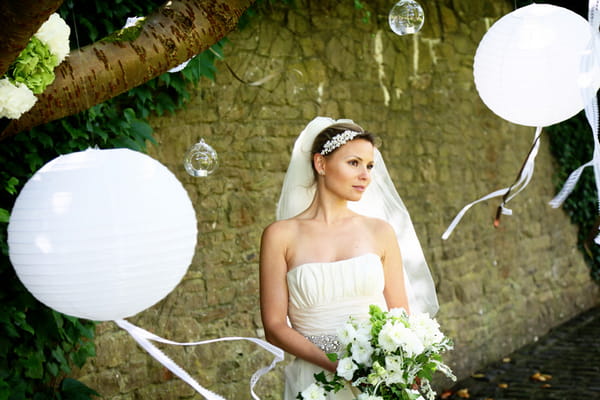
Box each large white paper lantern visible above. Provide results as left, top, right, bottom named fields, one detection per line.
left=7, top=148, right=197, bottom=321
left=473, top=4, right=596, bottom=127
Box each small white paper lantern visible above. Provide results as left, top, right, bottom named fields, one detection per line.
left=473, top=4, right=596, bottom=127
left=8, top=148, right=197, bottom=321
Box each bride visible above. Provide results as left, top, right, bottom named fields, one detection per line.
left=259, top=117, right=438, bottom=399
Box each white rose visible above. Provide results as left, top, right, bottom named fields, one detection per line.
left=378, top=321, right=424, bottom=357
left=336, top=357, right=358, bottom=380
left=300, top=383, right=327, bottom=400
left=409, top=313, right=444, bottom=347
left=35, top=13, right=70, bottom=64
left=0, top=79, right=37, bottom=119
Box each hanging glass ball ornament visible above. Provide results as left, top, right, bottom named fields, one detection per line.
left=183, top=139, right=218, bottom=177
left=388, top=0, right=425, bottom=35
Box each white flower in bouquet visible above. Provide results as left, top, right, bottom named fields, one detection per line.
left=357, top=393, right=384, bottom=400
left=350, top=337, right=374, bottom=365
left=338, top=319, right=359, bottom=346
left=337, top=356, right=358, bottom=380
left=378, top=320, right=424, bottom=356
left=387, top=307, right=408, bottom=319
left=298, top=305, right=455, bottom=400
left=35, top=13, right=71, bottom=64
left=383, top=355, right=406, bottom=384
left=409, top=313, right=444, bottom=348
left=0, top=78, right=37, bottom=119
left=300, top=383, right=327, bottom=400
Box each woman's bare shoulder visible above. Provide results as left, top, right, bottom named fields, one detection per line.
left=262, top=218, right=300, bottom=241
left=361, top=215, right=396, bottom=238
left=361, top=214, right=393, bottom=229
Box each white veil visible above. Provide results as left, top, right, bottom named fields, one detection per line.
left=276, top=117, right=439, bottom=316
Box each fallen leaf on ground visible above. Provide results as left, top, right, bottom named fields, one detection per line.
left=471, top=373, right=486, bottom=379
left=456, top=388, right=470, bottom=398
left=440, top=390, right=453, bottom=399
left=497, top=383, right=509, bottom=389
left=530, top=372, right=552, bottom=382
left=502, top=357, right=511, bottom=363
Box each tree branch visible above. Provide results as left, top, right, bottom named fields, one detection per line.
left=0, top=0, right=64, bottom=76
left=0, top=0, right=254, bottom=140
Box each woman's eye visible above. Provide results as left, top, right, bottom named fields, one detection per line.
left=367, top=164, right=374, bottom=170
left=349, top=160, right=359, bottom=166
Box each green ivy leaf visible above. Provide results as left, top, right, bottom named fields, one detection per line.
left=21, top=351, right=45, bottom=379
left=60, top=378, right=100, bottom=398
left=0, top=209, right=8, bottom=223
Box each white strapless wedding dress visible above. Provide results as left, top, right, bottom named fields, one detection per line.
left=284, top=253, right=388, bottom=399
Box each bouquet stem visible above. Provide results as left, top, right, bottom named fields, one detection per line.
left=348, top=384, right=361, bottom=399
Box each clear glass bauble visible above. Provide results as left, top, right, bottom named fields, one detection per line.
left=183, top=139, right=218, bottom=177
left=388, top=0, right=425, bottom=35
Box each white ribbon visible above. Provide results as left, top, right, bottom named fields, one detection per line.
left=549, top=0, right=600, bottom=243
left=115, top=319, right=284, bottom=400
left=442, top=126, right=543, bottom=239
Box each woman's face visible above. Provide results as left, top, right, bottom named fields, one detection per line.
left=321, top=139, right=374, bottom=201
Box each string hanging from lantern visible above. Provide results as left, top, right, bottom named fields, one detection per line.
left=115, top=320, right=284, bottom=400
left=442, top=127, right=543, bottom=239
left=549, top=0, right=600, bottom=245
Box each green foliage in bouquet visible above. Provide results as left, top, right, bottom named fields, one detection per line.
left=298, top=305, right=455, bottom=400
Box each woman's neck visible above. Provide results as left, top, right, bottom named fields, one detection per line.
left=302, top=190, right=353, bottom=224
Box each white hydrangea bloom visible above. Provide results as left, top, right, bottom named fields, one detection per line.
left=409, top=313, right=444, bottom=347
left=0, top=78, right=37, bottom=119
left=35, top=13, right=70, bottom=64
left=336, top=356, right=358, bottom=380
left=300, top=383, right=327, bottom=400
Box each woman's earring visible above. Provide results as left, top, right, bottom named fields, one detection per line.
left=318, top=171, right=325, bottom=176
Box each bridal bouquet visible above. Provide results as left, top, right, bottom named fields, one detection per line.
left=298, top=305, right=455, bottom=400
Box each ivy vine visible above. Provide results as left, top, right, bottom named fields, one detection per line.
left=0, top=0, right=226, bottom=398
left=547, top=111, right=600, bottom=282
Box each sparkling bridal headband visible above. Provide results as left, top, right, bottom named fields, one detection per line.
left=320, top=130, right=361, bottom=155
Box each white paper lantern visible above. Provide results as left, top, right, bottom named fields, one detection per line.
left=8, top=148, right=197, bottom=321
left=473, top=4, right=596, bottom=127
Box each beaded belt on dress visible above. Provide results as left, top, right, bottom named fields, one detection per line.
left=305, top=334, right=342, bottom=353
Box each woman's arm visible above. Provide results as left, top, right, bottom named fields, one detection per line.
left=259, top=221, right=338, bottom=372
left=379, top=220, right=410, bottom=313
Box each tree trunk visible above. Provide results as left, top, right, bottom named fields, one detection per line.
left=0, top=0, right=254, bottom=140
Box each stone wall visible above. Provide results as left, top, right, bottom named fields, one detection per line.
left=75, top=0, right=600, bottom=398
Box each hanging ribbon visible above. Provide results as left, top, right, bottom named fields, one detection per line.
left=115, top=319, right=284, bottom=400
left=549, top=0, right=600, bottom=244
left=442, top=126, right=543, bottom=240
